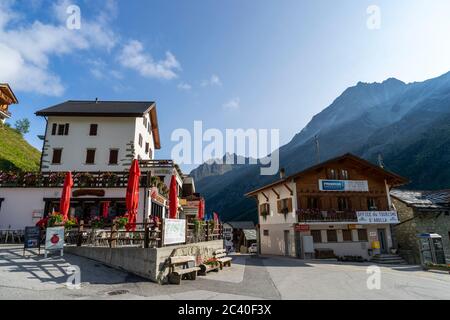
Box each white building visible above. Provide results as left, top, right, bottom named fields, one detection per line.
left=0, top=100, right=188, bottom=230
left=246, top=154, right=408, bottom=261
left=36, top=100, right=161, bottom=172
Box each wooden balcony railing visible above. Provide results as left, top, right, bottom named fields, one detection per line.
left=297, top=209, right=358, bottom=222
left=139, top=159, right=183, bottom=177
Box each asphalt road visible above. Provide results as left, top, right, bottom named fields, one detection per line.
left=0, top=245, right=449, bottom=300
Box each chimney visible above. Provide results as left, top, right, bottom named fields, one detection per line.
left=280, top=168, right=286, bottom=179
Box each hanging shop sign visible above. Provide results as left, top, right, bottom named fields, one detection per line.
left=73, top=189, right=105, bottom=197
left=319, top=180, right=369, bottom=192
left=356, top=211, right=399, bottom=224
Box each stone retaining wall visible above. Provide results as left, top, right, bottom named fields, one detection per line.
left=65, top=240, right=224, bottom=284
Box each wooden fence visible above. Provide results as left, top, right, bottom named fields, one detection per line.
left=65, top=219, right=223, bottom=248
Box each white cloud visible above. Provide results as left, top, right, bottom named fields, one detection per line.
left=223, top=97, right=240, bottom=110
left=177, top=82, right=192, bottom=91
left=0, top=0, right=117, bottom=96
left=118, top=40, right=180, bottom=80
left=201, top=74, right=222, bottom=87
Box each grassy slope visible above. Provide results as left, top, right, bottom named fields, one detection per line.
left=0, top=124, right=41, bottom=172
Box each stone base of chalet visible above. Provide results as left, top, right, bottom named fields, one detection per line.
left=65, top=240, right=223, bottom=284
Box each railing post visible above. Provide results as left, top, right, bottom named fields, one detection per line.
left=144, top=218, right=150, bottom=248
left=110, top=222, right=117, bottom=248
left=159, top=219, right=164, bottom=248
left=205, top=221, right=209, bottom=242
left=77, top=220, right=84, bottom=247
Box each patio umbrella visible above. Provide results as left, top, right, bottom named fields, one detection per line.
left=169, top=174, right=178, bottom=219
left=102, top=201, right=110, bottom=219
left=198, top=198, right=205, bottom=220
left=60, top=172, right=73, bottom=221
left=213, top=212, right=219, bottom=223
left=125, top=159, right=141, bottom=231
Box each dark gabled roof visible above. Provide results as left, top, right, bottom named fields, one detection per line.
left=390, top=189, right=450, bottom=210
left=35, top=100, right=155, bottom=117
left=36, top=100, right=161, bottom=149
left=224, top=221, right=255, bottom=229
left=245, top=153, right=409, bottom=197
left=0, top=83, right=19, bottom=104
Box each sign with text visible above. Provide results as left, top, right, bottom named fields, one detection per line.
left=24, top=226, right=41, bottom=249
left=45, top=227, right=65, bottom=251
left=163, top=219, right=186, bottom=245
left=295, top=224, right=310, bottom=232
left=319, top=180, right=369, bottom=192
left=356, top=211, right=399, bottom=224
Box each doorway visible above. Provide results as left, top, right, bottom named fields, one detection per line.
left=284, top=230, right=290, bottom=256
left=377, top=228, right=388, bottom=254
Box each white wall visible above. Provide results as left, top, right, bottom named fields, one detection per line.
left=257, top=181, right=297, bottom=225
left=259, top=224, right=296, bottom=257
left=0, top=187, right=150, bottom=230
left=42, top=116, right=154, bottom=172
left=134, top=115, right=155, bottom=161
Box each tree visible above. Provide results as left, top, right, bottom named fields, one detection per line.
left=14, top=118, right=30, bottom=135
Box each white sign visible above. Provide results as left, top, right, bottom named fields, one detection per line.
left=319, top=180, right=369, bottom=192
left=356, top=211, right=399, bottom=224
left=45, top=227, right=65, bottom=251
left=164, top=219, right=186, bottom=245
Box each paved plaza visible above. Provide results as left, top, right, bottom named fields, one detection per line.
left=0, top=245, right=449, bottom=300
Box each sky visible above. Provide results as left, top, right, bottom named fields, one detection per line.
left=2, top=0, right=450, bottom=173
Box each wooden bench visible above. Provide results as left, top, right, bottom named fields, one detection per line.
left=214, top=249, right=232, bottom=269
left=167, top=256, right=200, bottom=285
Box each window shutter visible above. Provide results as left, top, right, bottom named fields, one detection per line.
left=64, top=123, right=70, bottom=135
left=287, top=198, right=293, bottom=212
left=277, top=200, right=281, bottom=213
left=86, top=149, right=96, bottom=164
left=109, top=149, right=118, bottom=165
left=51, top=123, right=57, bottom=135
left=89, top=124, right=98, bottom=136
left=52, top=149, right=62, bottom=164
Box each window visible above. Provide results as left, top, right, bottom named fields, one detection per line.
left=367, top=198, right=378, bottom=211
left=311, top=230, right=322, bottom=243
left=51, top=149, right=62, bottom=164
left=358, top=229, right=368, bottom=241
left=145, top=142, right=149, bottom=154
left=51, top=123, right=57, bottom=135
left=259, top=203, right=270, bottom=216
left=327, top=229, right=338, bottom=242
left=138, top=134, right=143, bottom=147
left=56, top=124, right=69, bottom=136
left=149, top=148, right=153, bottom=159
left=263, top=230, right=269, bottom=236
left=340, top=169, right=349, bottom=180
left=277, top=198, right=292, bottom=213
left=327, top=168, right=338, bottom=179
left=109, top=149, right=119, bottom=165
left=338, top=197, right=351, bottom=211
left=343, top=229, right=353, bottom=242
left=143, top=117, right=147, bottom=128
left=307, top=197, right=320, bottom=209
left=89, top=124, right=98, bottom=136
left=85, top=149, right=96, bottom=164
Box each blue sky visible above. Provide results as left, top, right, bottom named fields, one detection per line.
left=2, top=0, right=450, bottom=173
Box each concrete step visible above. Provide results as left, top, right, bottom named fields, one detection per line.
left=371, top=254, right=408, bottom=265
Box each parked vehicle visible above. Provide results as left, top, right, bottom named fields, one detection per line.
left=248, top=243, right=258, bottom=254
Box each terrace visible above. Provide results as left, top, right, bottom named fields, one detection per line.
left=296, top=209, right=358, bottom=223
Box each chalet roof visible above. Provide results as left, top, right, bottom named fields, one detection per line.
left=245, top=153, right=409, bottom=197
left=35, top=100, right=155, bottom=117
left=224, top=221, right=255, bottom=229
left=36, top=100, right=161, bottom=149
left=0, top=83, right=19, bottom=104
left=390, top=189, right=450, bottom=210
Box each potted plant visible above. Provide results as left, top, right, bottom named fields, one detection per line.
left=64, top=217, right=78, bottom=230
left=91, top=216, right=105, bottom=229
left=114, top=216, right=129, bottom=230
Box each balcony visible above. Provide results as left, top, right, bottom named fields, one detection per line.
left=139, top=159, right=182, bottom=177
left=296, top=209, right=358, bottom=223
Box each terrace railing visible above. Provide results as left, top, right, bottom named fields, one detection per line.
left=297, top=209, right=358, bottom=223
left=139, top=159, right=183, bottom=177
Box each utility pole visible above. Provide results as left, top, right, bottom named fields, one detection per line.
left=314, top=135, right=320, bottom=164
